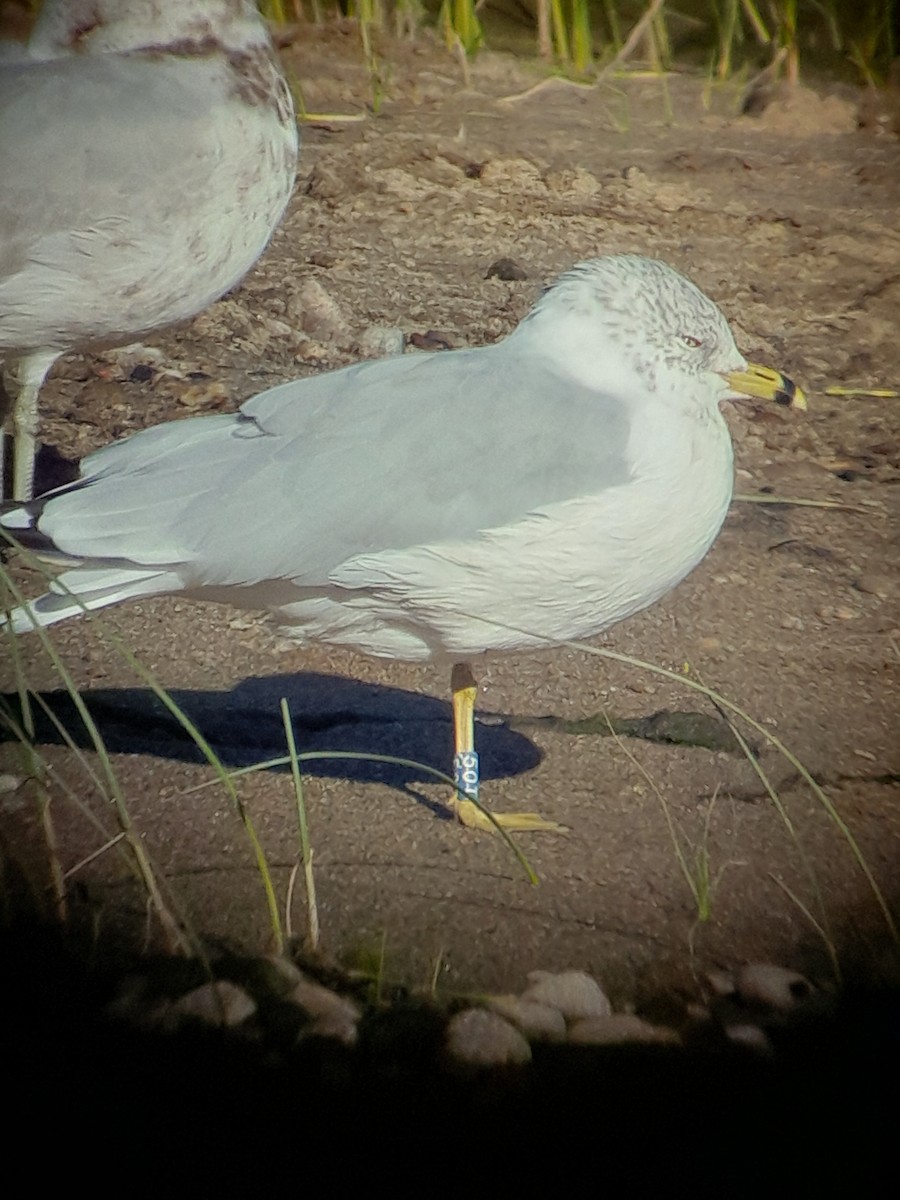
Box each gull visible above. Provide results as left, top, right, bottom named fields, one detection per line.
left=1, top=255, right=805, bottom=832
left=0, top=0, right=298, bottom=500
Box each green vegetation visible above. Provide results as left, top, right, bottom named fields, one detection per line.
left=263, top=0, right=897, bottom=85
left=11, top=1, right=896, bottom=84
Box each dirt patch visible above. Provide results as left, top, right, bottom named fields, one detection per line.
left=2, top=30, right=899, bottom=1009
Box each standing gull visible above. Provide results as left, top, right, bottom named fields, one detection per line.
left=1, top=255, right=805, bottom=831
left=0, top=0, right=298, bottom=500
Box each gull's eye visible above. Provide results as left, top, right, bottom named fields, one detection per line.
left=679, top=335, right=703, bottom=349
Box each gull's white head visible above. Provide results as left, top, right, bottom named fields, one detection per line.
left=28, top=0, right=270, bottom=58
left=516, top=254, right=746, bottom=408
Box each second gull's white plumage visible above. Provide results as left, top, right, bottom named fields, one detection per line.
left=0, top=0, right=298, bottom=500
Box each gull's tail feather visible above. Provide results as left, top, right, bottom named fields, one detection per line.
left=1, top=491, right=74, bottom=554
left=2, top=498, right=181, bottom=633
left=4, top=566, right=183, bottom=633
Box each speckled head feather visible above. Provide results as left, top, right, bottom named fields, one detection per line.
left=28, top=0, right=271, bottom=57
left=517, top=255, right=742, bottom=400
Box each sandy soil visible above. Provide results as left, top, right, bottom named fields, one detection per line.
left=2, top=26, right=898, bottom=1009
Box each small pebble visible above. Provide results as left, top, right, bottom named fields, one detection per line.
left=302, top=1012, right=359, bottom=1047
left=834, top=604, right=860, bottom=620
left=734, top=963, right=813, bottom=1011
left=485, top=995, right=567, bottom=1040
left=355, top=324, right=405, bottom=359
left=706, top=970, right=737, bottom=997
left=568, top=1014, right=679, bottom=1046
left=288, top=978, right=361, bottom=1027
left=176, top=380, right=229, bottom=409
left=289, top=277, right=347, bottom=342
left=263, top=955, right=305, bottom=987
left=522, top=970, right=612, bottom=1021
left=485, top=257, right=528, bottom=281
left=446, top=1008, right=532, bottom=1066
left=227, top=615, right=258, bottom=630
left=725, top=1023, right=774, bottom=1055
left=97, top=342, right=166, bottom=377
left=308, top=249, right=337, bottom=268
left=407, top=329, right=454, bottom=352
left=854, top=573, right=891, bottom=599
left=171, top=981, right=257, bottom=1027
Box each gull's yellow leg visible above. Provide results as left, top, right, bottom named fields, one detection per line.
left=451, top=661, right=480, bottom=803
left=449, top=662, right=567, bottom=834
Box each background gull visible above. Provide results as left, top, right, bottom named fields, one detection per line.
left=1, top=254, right=805, bottom=831
left=0, top=0, right=298, bottom=500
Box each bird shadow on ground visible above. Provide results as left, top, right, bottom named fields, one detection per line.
left=0, top=671, right=543, bottom=795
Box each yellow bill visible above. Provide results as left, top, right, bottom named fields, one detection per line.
left=724, top=362, right=807, bottom=410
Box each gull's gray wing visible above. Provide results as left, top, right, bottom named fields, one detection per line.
left=33, top=343, right=635, bottom=586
